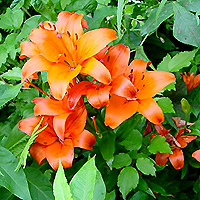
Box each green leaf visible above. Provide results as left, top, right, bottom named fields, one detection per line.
left=178, top=0, right=200, bottom=12
left=10, top=0, right=25, bottom=10
left=1, top=67, right=21, bottom=81
left=148, top=135, right=172, bottom=154
left=93, top=170, right=106, bottom=200
left=173, top=2, right=200, bottom=47
left=0, top=146, right=32, bottom=200
left=136, top=157, right=156, bottom=176
left=70, top=156, right=97, bottom=200
left=25, top=167, right=54, bottom=200
left=105, top=190, right=116, bottom=200
left=117, top=0, right=124, bottom=39
left=155, top=0, right=168, bottom=26
left=31, top=0, right=57, bottom=21
left=168, top=49, right=197, bottom=72
left=17, top=15, right=41, bottom=41
left=12, top=9, right=24, bottom=29
left=117, top=166, right=139, bottom=199
left=53, top=161, right=73, bottom=200
left=87, top=6, right=117, bottom=29
left=0, top=45, right=8, bottom=67
left=156, top=97, right=175, bottom=113
left=130, top=191, right=149, bottom=200
left=0, top=83, right=23, bottom=109
left=119, top=129, right=143, bottom=151
left=112, top=153, right=132, bottom=169
left=157, top=54, right=171, bottom=71
left=60, top=0, right=71, bottom=9
left=99, top=131, right=115, bottom=162
left=140, top=3, right=174, bottom=36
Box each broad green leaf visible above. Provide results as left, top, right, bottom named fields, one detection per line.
left=105, top=190, right=116, bottom=200
left=60, top=0, right=71, bottom=9
left=53, top=162, right=72, bottom=200
left=13, top=9, right=24, bottom=29
left=130, top=191, right=149, bottom=200
left=140, top=3, right=174, bottom=36
left=156, top=97, right=175, bottom=113
left=173, top=2, right=200, bottom=47
left=87, top=6, right=117, bottom=29
left=168, top=49, right=197, bottom=72
left=0, top=146, right=31, bottom=200
left=96, top=0, right=111, bottom=9
left=148, top=135, right=172, bottom=154
left=10, top=0, right=25, bottom=9
left=66, top=0, right=97, bottom=13
left=93, top=170, right=106, bottom=200
left=119, top=129, right=143, bottom=151
left=0, top=45, right=8, bottom=67
left=117, top=166, right=139, bottom=199
left=112, top=153, right=132, bottom=169
left=99, top=131, right=115, bottom=161
left=25, top=167, right=54, bottom=200
left=178, top=0, right=200, bottom=12
left=17, top=15, right=41, bottom=41
left=155, top=0, right=168, bottom=26
left=0, top=8, right=15, bottom=30
left=0, top=187, right=16, bottom=200
left=117, top=0, right=124, bottom=39
left=0, top=83, right=23, bottom=109
left=157, top=54, right=171, bottom=71
left=1, top=67, right=21, bottom=81
left=31, top=0, right=57, bottom=21
left=136, top=157, right=156, bottom=176
left=70, top=156, right=97, bottom=200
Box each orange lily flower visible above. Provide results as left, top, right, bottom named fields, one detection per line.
left=181, top=72, right=200, bottom=93
left=67, top=44, right=129, bottom=109
left=105, top=59, right=176, bottom=129
left=32, top=95, right=86, bottom=141
left=20, top=11, right=117, bottom=100
left=18, top=115, right=96, bottom=170
left=154, top=124, right=197, bottom=170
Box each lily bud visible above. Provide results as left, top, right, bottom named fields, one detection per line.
left=181, top=98, right=190, bottom=115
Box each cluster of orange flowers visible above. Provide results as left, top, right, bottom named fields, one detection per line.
left=18, top=11, right=176, bottom=170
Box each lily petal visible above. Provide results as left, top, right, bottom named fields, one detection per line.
left=105, top=95, right=139, bottom=129
left=56, top=11, right=84, bottom=41
left=53, top=113, right=71, bottom=141
left=81, top=57, right=111, bottom=85
left=45, top=139, right=74, bottom=170
left=192, top=149, right=200, bottom=162
left=73, top=130, right=96, bottom=150
left=65, top=104, right=87, bottom=137
left=34, top=97, right=67, bottom=116
left=77, top=28, right=117, bottom=63
left=111, top=75, right=137, bottom=100
left=177, top=135, right=197, bottom=148
left=87, top=85, right=111, bottom=109
left=47, top=64, right=81, bottom=100
left=138, top=98, right=164, bottom=124
left=136, top=71, right=176, bottom=99
left=30, top=143, right=46, bottom=165
left=18, top=116, right=41, bottom=136
left=28, top=28, right=67, bottom=62
left=19, top=41, right=40, bottom=59
left=169, top=148, right=184, bottom=170
left=21, top=55, right=51, bottom=82
left=155, top=152, right=170, bottom=166
left=104, top=44, right=130, bottom=79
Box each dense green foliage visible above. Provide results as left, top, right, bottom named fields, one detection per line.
left=0, top=0, right=200, bottom=199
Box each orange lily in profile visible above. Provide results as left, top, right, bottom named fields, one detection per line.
left=20, top=11, right=117, bottom=100
left=181, top=72, right=200, bottom=93
left=18, top=115, right=96, bottom=170
left=154, top=124, right=197, bottom=170
left=32, top=95, right=86, bottom=141
left=105, top=58, right=176, bottom=129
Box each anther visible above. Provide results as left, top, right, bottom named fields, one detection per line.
left=75, top=33, right=79, bottom=40
left=48, top=22, right=52, bottom=28
left=67, top=31, right=71, bottom=37
left=107, top=55, right=110, bottom=62
left=53, top=24, right=56, bottom=30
